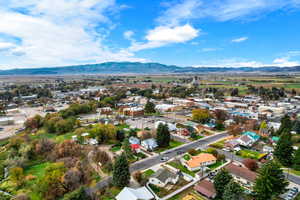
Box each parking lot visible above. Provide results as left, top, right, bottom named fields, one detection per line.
left=0, top=106, right=46, bottom=140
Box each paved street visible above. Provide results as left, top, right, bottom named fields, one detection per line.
left=90, top=132, right=228, bottom=193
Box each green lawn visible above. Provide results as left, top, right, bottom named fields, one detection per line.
left=236, top=149, right=266, bottom=160
left=110, top=145, right=121, bottom=152
left=285, top=169, right=300, bottom=177
left=142, top=169, right=155, bottom=178
left=25, top=162, right=52, bottom=178
left=55, top=132, right=74, bottom=143
left=209, top=139, right=226, bottom=149
left=208, top=160, right=225, bottom=170
left=156, top=140, right=184, bottom=153
left=167, top=161, right=196, bottom=177
left=191, top=135, right=204, bottom=141
left=116, top=124, right=130, bottom=130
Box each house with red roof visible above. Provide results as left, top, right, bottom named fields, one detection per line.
left=131, top=144, right=141, bottom=153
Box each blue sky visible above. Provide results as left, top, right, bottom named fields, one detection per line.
left=0, top=0, right=300, bottom=69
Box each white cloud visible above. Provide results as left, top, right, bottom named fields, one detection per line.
left=231, top=37, right=248, bottom=43
left=201, top=48, right=220, bottom=52
left=192, top=56, right=299, bottom=68
left=273, top=57, right=299, bottom=67
left=129, top=24, right=199, bottom=51
left=157, top=0, right=300, bottom=25
left=123, top=30, right=135, bottom=41
left=0, top=42, right=15, bottom=49
left=0, top=0, right=144, bottom=68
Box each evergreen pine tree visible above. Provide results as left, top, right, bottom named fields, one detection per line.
left=213, top=169, right=233, bottom=198
left=144, top=100, right=156, bottom=114
left=293, top=148, right=300, bottom=171
left=156, top=123, right=170, bottom=147
left=113, top=153, right=130, bottom=188
left=274, top=131, right=294, bottom=166
left=223, top=180, right=244, bottom=200
left=254, top=161, right=288, bottom=200
left=122, top=138, right=134, bottom=159
left=276, top=115, right=292, bottom=135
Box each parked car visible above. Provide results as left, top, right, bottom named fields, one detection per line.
left=160, top=157, right=169, bottom=162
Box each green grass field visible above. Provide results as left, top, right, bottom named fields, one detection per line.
left=156, top=140, right=184, bottom=153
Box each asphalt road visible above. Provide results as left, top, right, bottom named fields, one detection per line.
left=90, top=132, right=228, bottom=193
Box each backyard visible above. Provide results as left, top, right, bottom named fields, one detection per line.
left=156, top=140, right=184, bottom=153
left=236, top=149, right=266, bottom=160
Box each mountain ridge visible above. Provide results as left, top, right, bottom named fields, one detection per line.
left=0, top=62, right=300, bottom=75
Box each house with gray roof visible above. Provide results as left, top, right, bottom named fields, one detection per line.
left=148, top=168, right=179, bottom=187
left=141, top=138, right=158, bottom=151
left=116, top=187, right=154, bottom=200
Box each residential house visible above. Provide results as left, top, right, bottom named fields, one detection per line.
left=116, top=187, right=154, bottom=200
left=183, top=153, right=217, bottom=171
left=224, top=140, right=240, bottom=151
left=243, top=131, right=260, bottom=141
left=131, top=144, right=141, bottom=153
left=98, top=107, right=112, bottom=115
left=149, top=168, right=179, bottom=187
left=141, top=138, right=158, bottom=151
left=236, top=135, right=254, bottom=147
left=123, top=107, right=144, bottom=116
left=225, top=163, right=257, bottom=190
left=237, top=131, right=260, bottom=147
left=129, top=136, right=140, bottom=145
left=194, top=179, right=216, bottom=199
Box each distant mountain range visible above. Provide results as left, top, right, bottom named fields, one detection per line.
left=0, top=62, right=300, bottom=75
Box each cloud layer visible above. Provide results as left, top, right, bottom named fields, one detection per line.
left=0, top=0, right=145, bottom=68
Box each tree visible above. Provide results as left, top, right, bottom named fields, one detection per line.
left=14, top=193, right=30, bottom=200
left=53, top=140, right=82, bottom=160
left=35, top=138, right=54, bottom=155
left=243, top=159, right=258, bottom=171
left=274, top=131, right=294, bottom=166
left=144, top=100, right=156, bottom=114
left=260, top=121, right=268, bottom=130
left=276, top=115, right=292, bottom=135
left=39, top=162, right=66, bottom=200
left=231, top=88, right=239, bottom=96
left=293, top=147, right=300, bottom=171
left=156, top=123, right=170, bottom=148
left=192, top=109, right=210, bottom=123
left=293, top=121, right=300, bottom=134
left=62, top=168, right=83, bottom=191
left=228, top=125, right=243, bottom=136
left=91, top=149, right=111, bottom=165
left=113, top=153, right=130, bottom=188
left=116, top=130, right=125, bottom=142
left=214, top=109, right=228, bottom=122
left=213, top=169, right=233, bottom=198
left=24, top=114, right=43, bottom=130
left=62, top=186, right=91, bottom=200
left=223, top=180, right=244, bottom=200
left=122, top=138, right=134, bottom=159
left=254, top=161, right=288, bottom=200
left=10, top=167, right=24, bottom=186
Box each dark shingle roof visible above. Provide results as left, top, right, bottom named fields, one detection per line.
left=152, top=168, right=177, bottom=183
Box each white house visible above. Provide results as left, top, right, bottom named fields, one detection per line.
left=141, top=138, right=158, bottom=151
left=116, top=187, right=154, bottom=200
left=149, top=168, right=179, bottom=187
left=236, top=135, right=254, bottom=147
